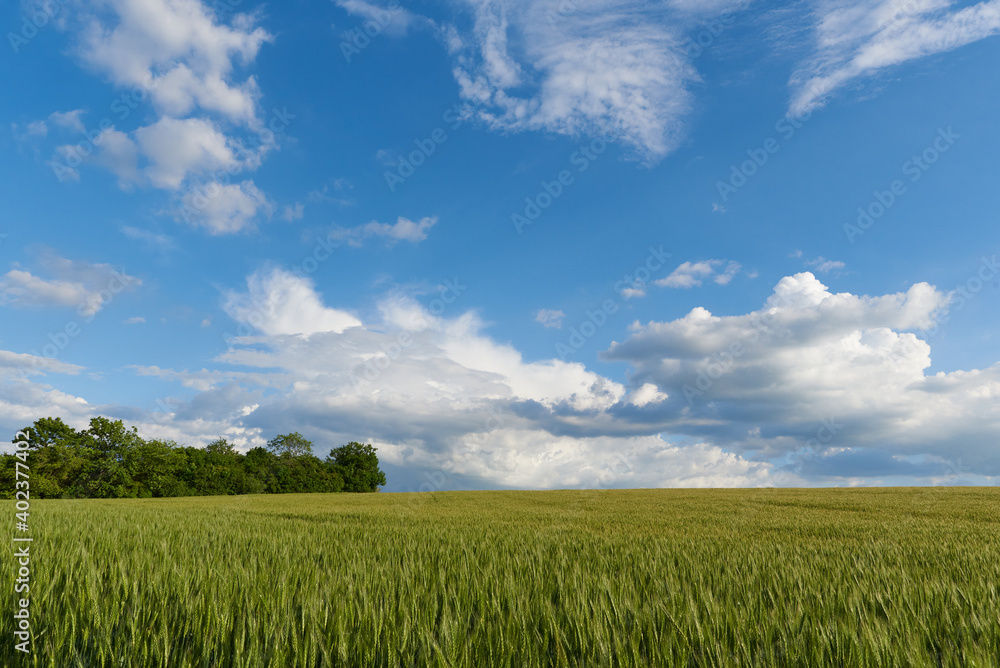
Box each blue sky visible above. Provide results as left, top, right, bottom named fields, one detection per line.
left=1, top=0, right=998, bottom=491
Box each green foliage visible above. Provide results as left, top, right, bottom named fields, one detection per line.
left=7, top=418, right=381, bottom=499
left=327, top=441, right=386, bottom=492
left=2, top=489, right=1000, bottom=666
left=267, top=432, right=314, bottom=458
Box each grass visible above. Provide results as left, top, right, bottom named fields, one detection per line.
left=2, top=487, right=1000, bottom=666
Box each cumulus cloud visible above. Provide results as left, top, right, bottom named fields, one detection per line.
left=135, top=117, right=241, bottom=189
left=75, top=0, right=271, bottom=126
left=656, top=259, right=741, bottom=288
left=221, top=267, right=362, bottom=336
left=13, top=269, right=1000, bottom=487
left=625, top=382, right=668, bottom=407
left=606, top=272, right=1000, bottom=474
left=179, top=180, right=274, bottom=234
left=43, top=0, right=277, bottom=235
left=0, top=252, right=141, bottom=317
left=117, top=269, right=782, bottom=490
left=328, top=216, right=437, bottom=246
left=790, top=0, right=1000, bottom=115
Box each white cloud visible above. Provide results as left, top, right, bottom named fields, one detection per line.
left=179, top=180, right=273, bottom=234
left=605, top=272, right=1000, bottom=474
left=656, top=259, right=741, bottom=288
left=448, top=0, right=713, bottom=161
left=222, top=267, right=362, bottom=336
left=335, top=0, right=425, bottom=37
left=43, top=0, right=277, bottom=236
left=0, top=350, right=85, bottom=378
left=92, top=128, right=142, bottom=188
left=282, top=203, right=305, bottom=222
left=116, top=273, right=774, bottom=491
left=805, top=256, right=846, bottom=273
left=124, top=317, right=146, bottom=324
left=17, top=269, right=1000, bottom=487
left=75, top=0, right=271, bottom=126
left=714, top=260, right=741, bottom=285
left=0, top=252, right=141, bottom=317
left=791, top=0, right=1000, bottom=115
left=0, top=271, right=95, bottom=311
left=121, top=225, right=176, bottom=251
left=328, top=216, right=437, bottom=246
left=25, top=121, right=49, bottom=138
left=416, top=430, right=775, bottom=489
left=535, top=308, right=565, bottom=328
left=135, top=117, right=241, bottom=190
left=137, top=273, right=763, bottom=490
left=49, top=109, right=86, bottom=133
left=626, top=382, right=668, bottom=407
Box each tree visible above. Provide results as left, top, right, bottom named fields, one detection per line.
left=131, top=439, right=187, bottom=497
left=77, top=417, right=146, bottom=498
left=17, top=416, right=78, bottom=450
left=243, top=447, right=277, bottom=493
left=14, top=417, right=88, bottom=497
left=327, top=442, right=386, bottom=492
left=266, top=432, right=314, bottom=458
left=205, top=438, right=238, bottom=456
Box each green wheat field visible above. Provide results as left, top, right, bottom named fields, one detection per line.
left=3, top=488, right=1000, bottom=667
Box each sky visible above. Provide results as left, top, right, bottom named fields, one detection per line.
left=1, top=0, right=998, bottom=492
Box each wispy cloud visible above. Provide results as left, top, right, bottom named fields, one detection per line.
left=790, top=0, right=1000, bottom=115
left=805, top=256, right=846, bottom=273
left=535, top=308, right=565, bottom=328
left=446, top=0, right=725, bottom=162
left=328, top=216, right=437, bottom=247
left=656, top=260, right=741, bottom=288
left=282, top=203, right=305, bottom=222
left=0, top=251, right=140, bottom=317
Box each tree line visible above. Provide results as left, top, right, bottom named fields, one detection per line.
left=2, top=417, right=386, bottom=499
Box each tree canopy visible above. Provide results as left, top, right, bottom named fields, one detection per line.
left=3, top=417, right=385, bottom=499
left=328, top=442, right=387, bottom=493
